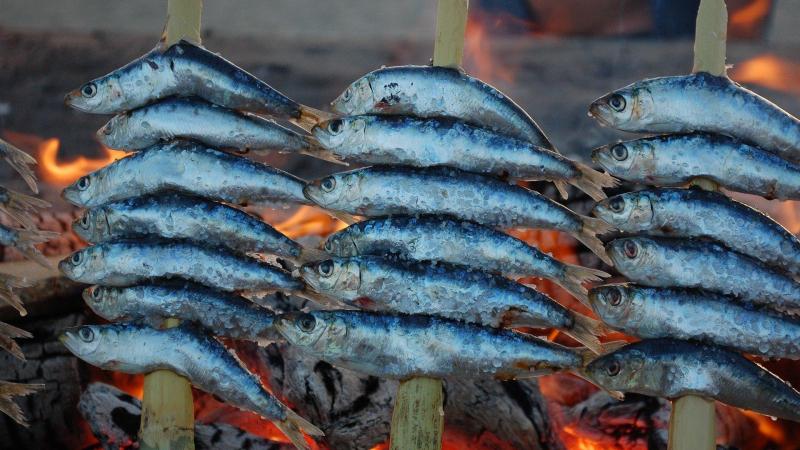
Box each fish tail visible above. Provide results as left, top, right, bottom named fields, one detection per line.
left=291, top=105, right=337, bottom=133
left=0, top=140, right=38, bottom=194
left=330, top=210, right=358, bottom=225
left=294, top=287, right=349, bottom=309
left=275, top=409, right=324, bottom=450
left=300, top=135, right=349, bottom=166
left=553, top=180, right=570, bottom=200
left=565, top=313, right=606, bottom=355
left=0, top=380, right=43, bottom=427
left=3, top=189, right=50, bottom=229
left=0, top=275, right=33, bottom=316
left=296, top=245, right=330, bottom=264
left=0, top=321, right=32, bottom=360
left=499, top=308, right=545, bottom=329
left=559, top=263, right=610, bottom=306
left=571, top=162, right=619, bottom=201
left=14, top=229, right=59, bottom=268
left=577, top=217, right=614, bottom=266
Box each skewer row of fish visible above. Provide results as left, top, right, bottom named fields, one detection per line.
left=584, top=71, right=800, bottom=423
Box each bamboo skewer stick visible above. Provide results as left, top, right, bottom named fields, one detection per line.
left=138, top=1, right=203, bottom=449
left=668, top=1, right=727, bottom=450
left=388, top=2, right=468, bottom=449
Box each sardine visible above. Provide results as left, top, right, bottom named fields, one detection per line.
left=590, top=284, right=800, bottom=359
left=0, top=381, right=43, bottom=427
left=584, top=338, right=800, bottom=422
left=0, top=224, right=59, bottom=268
left=589, top=73, right=800, bottom=162
left=0, top=273, right=32, bottom=317
left=64, top=40, right=302, bottom=120
left=72, top=193, right=321, bottom=263
left=594, top=188, right=800, bottom=275
left=83, top=283, right=280, bottom=344
left=323, top=216, right=609, bottom=304
left=304, top=166, right=612, bottom=264
left=59, top=241, right=304, bottom=294
left=0, top=186, right=51, bottom=230
left=592, top=133, right=800, bottom=200
left=331, top=65, right=555, bottom=149
left=96, top=98, right=335, bottom=162
left=300, top=256, right=603, bottom=352
left=0, top=321, right=31, bottom=360
left=313, top=115, right=615, bottom=200
left=60, top=322, right=323, bottom=449
left=61, top=141, right=309, bottom=208
left=607, top=236, right=800, bottom=313
left=0, top=138, right=38, bottom=193
left=275, top=310, right=588, bottom=379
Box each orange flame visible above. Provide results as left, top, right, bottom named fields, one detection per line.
left=463, top=11, right=520, bottom=84
left=273, top=205, right=346, bottom=240
left=38, top=138, right=126, bottom=185
left=730, top=0, right=772, bottom=39
left=731, top=53, right=800, bottom=96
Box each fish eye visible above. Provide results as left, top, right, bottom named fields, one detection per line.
left=318, top=260, right=334, bottom=277
left=79, top=214, right=90, bottom=228
left=71, top=252, right=84, bottom=265
left=608, top=94, right=626, bottom=112
left=608, top=288, right=623, bottom=306
left=320, top=177, right=336, bottom=192
left=611, top=144, right=628, bottom=161
left=297, top=313, right=316, bottom=332
left=81, top=83, right=97, bottom=98
left=606, top=360, right=621, bottom=376
left=90, top=287, right=102, bottom=301
left=78, top=327, right=95, bottom=342
left=328, top=119, right=344, bottom=135
left=342, top=88, right=352, bottom=101
left=102, top=124, right=113, bottom=135
left=608, top=197, right=625, bottom=212
left=623, top=240, right=638, bottom=259
left=77, top=176, right=91, bottom=191
left=324, top=240, right=333, bottom=252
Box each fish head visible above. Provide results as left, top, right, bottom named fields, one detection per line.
left=605, top=237, right=659, bottom=275
left=591, top=141, right=655, bottom=180
left=588, top=284, right=638, bottom=328
left=300, top=258, right=361, bottom=299
left=59, top=245, right=104, bottom=282
left=323, top=229, right=359, bottom=257
left=331, top=76, right=373, bottom=115
left=312, top=116, right=367, bottom=152
left=584, top=345, right=646, bottom=394
left=303, top=171, right=361, bottom=210
left=588, top=82, right=655, bottom=131
left=59, top=324, right=119, bottom=368
left=276, top=311, right=347, bottom=353
left=593, top=192, right=654, bottom=230
left=96, top=112, right=133, bottom=149
left=65, top=75, right=125, bottom=114
left=72, top=207, right=111, bottom=243
left=62, top=170, right=107, bottom=208
left=82, top=286, right=126, bottom=321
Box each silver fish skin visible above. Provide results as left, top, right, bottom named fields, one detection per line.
left=313, top=115, right=615, bottom=200
left=61, top=141, right=309, bottom=208
left=0, top=224, right=58, bottom=268
left=304, top=166, right=612, bottom=264
left=73, top=193, right=303, bottom=261
left=594, top=188, right=800, bottom=275
left=84, top=283, right=280, bottom=344
left=58, top=241, right=303, bottom=294
left=59, top=322, right=322, bottom=449
left=592, top=133, right=800, bottom=200
left=585, top=338, right=800, bottom=422
left=97, top=97, right=320, bottom=157
left=300, top=256, right=602, bottom=352
left=323, top=216, right=609, bottom=303
left=607, top=236, right=800, bottom=313
left=331, top=65, right=554, bottom=148
left=64, top=40, right=301, bottom=119
left=589, top=73, right=800, bottom=162
left=590, top=284, right=800, bottom=359
left=275, top=310, right=586, bottom=379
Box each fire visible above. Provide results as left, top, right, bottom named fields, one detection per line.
left=273, top=205, right=346, bottom=240
left=730, top=53, right=800, bottom=96
left=561, top=425, right=606, bottom=450
left=740, top=411, right=788, bottom=447
left=463, top=10, right=524, bottom=84
left=730, top=0, right=772, bottom=39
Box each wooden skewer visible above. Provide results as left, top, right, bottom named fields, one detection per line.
left=669, top=1, right=726, bottom=450
left=138, top=1, right=202, bottom=449
left=388, top=2, right=468, bottom=450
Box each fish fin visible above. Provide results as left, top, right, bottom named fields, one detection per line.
left=1, top=189, right=50, bottom=230
left=571, top=162, right=619, bottom=202
left=0, top=381, right=43, bottom=427
left=0, top=140, right=38, bottom=194
left=0, top=321, right=32, bottom=360
left=599, top=339, right=629, bottom=354
left=291, top=105, right=337, bottom=133
left=553, top=180, right=570, bottom=200
left=294, top=288, right=350, bottom=309
left=564, top=314, right=605, bottom=355
left=274, top=409, right=324, bottom=450
left=577, top=217, right=614, bottom=266
left=558, top=263, right=610, bottom=306
left=330, top=211, right=357, bottom=225
left=296, top=246, right=330, bottom=264
left=0, top=275, right=33, bottom=316
left=13, top=229, right=59, bottom=268
left=300, top=135, right=349, bottom=166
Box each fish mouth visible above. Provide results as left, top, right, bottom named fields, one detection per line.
left=58, top=328, right=80, bottom=351
left=302, top=184, right=322, bottom=204
left=588, top=100, right=614, bottom=127
left=61, top=187, right=81, bottom=206
left=590, top=146, right=612, bottom=168
left=64, top=90, right=90, bottom=112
